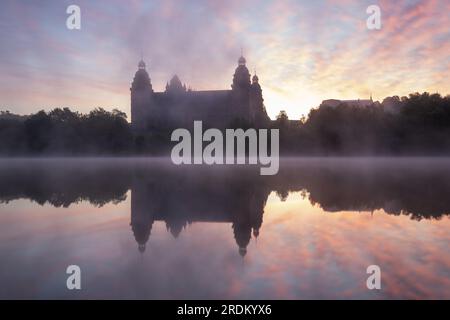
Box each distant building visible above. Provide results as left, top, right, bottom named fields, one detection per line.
left=320, top=96, right=375, bottom=109
left=130, top=55, right=270, bottom=132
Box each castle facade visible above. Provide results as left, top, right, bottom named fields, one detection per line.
left=130, top=55, right=270, bottom=132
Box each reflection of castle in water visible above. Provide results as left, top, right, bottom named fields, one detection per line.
left=130, top=169, right=270, bottom=256
left=1, top=159, right=450, bottom=255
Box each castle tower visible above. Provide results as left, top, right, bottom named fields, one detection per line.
left=231, top=54, right=251, bottom=122
left=233, top=221, right=252, bottom=257
left=130, top=177, right=155, bottom=253
left=232, top=55, right=251, bottom=89
left=249, top=71, right=269, bottom=126
left=131, top=59, right=153, bottom=132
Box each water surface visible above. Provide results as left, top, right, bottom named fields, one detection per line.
left=0, top=158, right=449, bottom=299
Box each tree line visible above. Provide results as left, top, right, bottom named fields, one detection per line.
left=0, top=92, right=449, bottom=155
left=0, top=108, right=132, bottom=155
left=274, top=92, right=450, bottom=155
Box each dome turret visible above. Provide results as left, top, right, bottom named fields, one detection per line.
left=233, top=222, right=251, bottom=258
left=232, top=54, right=251, bottom=90
left=131, top=59, right=152, bottom=91
left=238, top=55, right=246, bottom=66
left=252, top=73, right=259, bottom=84
left=131, top=223, right=152, bottom=253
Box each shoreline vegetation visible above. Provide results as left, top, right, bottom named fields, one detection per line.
left=1, top=92, right=449, bottom=156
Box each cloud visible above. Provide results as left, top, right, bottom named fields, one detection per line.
left=0, top=0, right=448, bottom=119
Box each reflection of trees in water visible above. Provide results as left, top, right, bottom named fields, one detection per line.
left=0, top=160, right=131, bottom=207
left=270, top=161, right=450, bottom=221
left=276, top=189, right=289, bottom=202
left=0, top=159, right=449, bottom=254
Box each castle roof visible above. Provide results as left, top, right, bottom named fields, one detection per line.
left=321, top=99, right=374, bottom=108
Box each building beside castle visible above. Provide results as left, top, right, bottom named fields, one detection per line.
left=320, top=96, right=375, bottom=109
left=130, top=55, right=270, bottom=132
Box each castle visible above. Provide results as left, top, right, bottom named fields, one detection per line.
left=130, top=54, right=270, bottom=132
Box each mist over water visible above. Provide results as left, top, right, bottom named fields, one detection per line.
left=0, top=157, right=449, bottom=299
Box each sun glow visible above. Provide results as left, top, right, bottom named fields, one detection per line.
left=263, top=88, right=322, bottom=120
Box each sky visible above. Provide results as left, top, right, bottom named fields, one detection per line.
left=0, top=0, right=449, bottom=120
